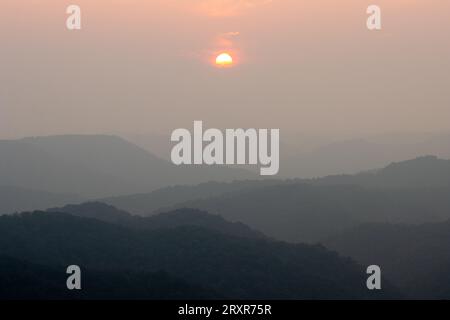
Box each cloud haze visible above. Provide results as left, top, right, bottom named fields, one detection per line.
left=0, top=0, right=449, bottom=142
left=179, top=0, right=273, bottom=16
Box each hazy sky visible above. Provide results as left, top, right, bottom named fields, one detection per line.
left=1, top=0, right=449, bottom=140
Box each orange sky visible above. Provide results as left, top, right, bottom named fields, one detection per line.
left=0, top=0, right=449, bottom=139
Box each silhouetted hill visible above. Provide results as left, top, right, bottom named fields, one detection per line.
left=0, top=255, right=217, bottom=300
left=0, top=135, right=255, bottom=198
left=0, top=211, right=399, bottom=299
left=324, top=220, right=450, bottom=299
left=147, top=208, right=268, bottom=239
left=48, top=202, right=134, bottom=224
left=49, top=202, right=267, bottom=240
left=372, top=156, right=450, bottom=187
left=312, top=156, right=450, bottom=188
left=0, top=186, right=83, bottom=215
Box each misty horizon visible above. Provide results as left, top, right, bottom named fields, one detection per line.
left=1, top=0, right=450, bottom=141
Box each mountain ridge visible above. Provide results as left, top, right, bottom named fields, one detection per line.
left=0, top=134, right=256, bottom=199
left=0, top=210, right=400, bottom=299
left=48, top=202, right=267, bottom=240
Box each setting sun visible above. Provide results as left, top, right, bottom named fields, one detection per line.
left=215, top=53, right=233, bottom=67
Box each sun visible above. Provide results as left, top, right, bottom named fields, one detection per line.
left=215, top=53, right=233, bottom=67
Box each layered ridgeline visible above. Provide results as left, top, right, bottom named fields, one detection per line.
left=47, top=202, right=267, bottom=240
left=0, top=207, right=399, bottom=299
left=309, top=155, right=450, bottom=188
left=46, top=202, right=450, bottom=299
left=101, top=180, right=287, bottom=215
left=103, top=156, right=450, bottom=243
left=325, top=220, right=450, bottom=299
left=0, top=135, right=256, bottom=200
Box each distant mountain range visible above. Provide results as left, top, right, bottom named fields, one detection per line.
left=125, top=132, right=450, bottom=178
left=0, top=209, right=398, bottom=299
left=309, top=155, right=450, bottom=188
left=0, top=135, right=256, bottom=199
left=2, top=136, right=450, bottom=245
left=281, top=133, right=450, bottom=178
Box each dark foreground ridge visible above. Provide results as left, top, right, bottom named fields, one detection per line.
left=0, top=210, right=399, bottom=299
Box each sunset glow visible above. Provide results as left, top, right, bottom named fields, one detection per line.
left=215, top=53, right=233, bottom=67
